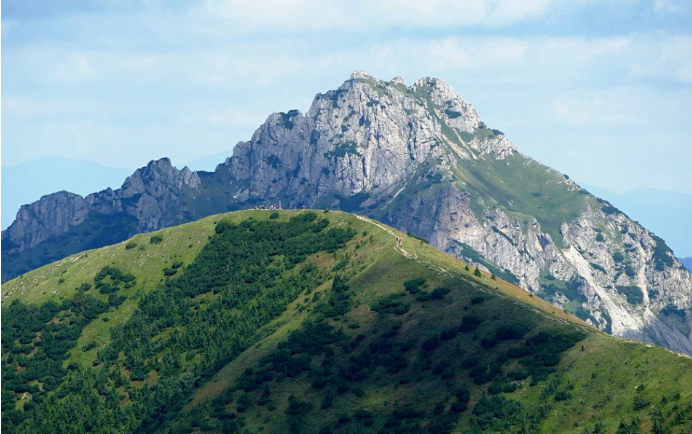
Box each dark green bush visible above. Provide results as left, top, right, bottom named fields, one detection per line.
left=371, top=294, right=410, bottom=315
left=404, top=278, right=426, bottom=294
left=459, top=315, right=484, bottom=332
left=616, top=285, right=644, bottom=305
left=495, top=325, right=526, bottom=341
left=555, top=391, right=572, bottom=401
left=602, top=204, right=618, bottom=214
left=633, top=396, right=650, bottom=411
left=421, top=337, right=440, bottom=352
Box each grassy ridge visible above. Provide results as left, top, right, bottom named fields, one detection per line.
left=451, top=152, right=593, bottom=247
left=2, top=210, right=691, bottom=434
left=2, top=215, right=219, bottom=369
left=171, top=230, right=692, bottom=433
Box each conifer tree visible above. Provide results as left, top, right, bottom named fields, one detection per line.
left=474, top=266, right=482, bottom=278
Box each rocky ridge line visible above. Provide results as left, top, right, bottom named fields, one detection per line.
left=3, top=72, right=691, bottom=355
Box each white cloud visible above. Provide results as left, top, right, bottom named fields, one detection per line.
left=2, top=20, right=14, bottom=36
left=2, top=97, right=81, bottom=118
left=631, top=36, right=692, bottom=84
left=175, top=108, right=268, bottom=129
left=552, top=93, right=635, bottom=126
left=124, top=55, right=159, bottom=71
left=339, top=35, right=637, bottom=89
left=195, top=53, right=306, bottom=85
left=653, top=0, right=683, bottom=14
left=422, top=37, right=530, bottom=71
left=537, top=36, right=631, bottom=65
left=193, top=0, right=555, bottom=31
left=4, top=0, right=692, bottom=193
left=207, top=109, right=267, bottom=128
left=51, top=53, right=96, bottom=84
left=492, top=0, right=554, bottom=24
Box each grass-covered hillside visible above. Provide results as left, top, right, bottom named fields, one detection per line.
left=2, top=210, right=691, bottom=434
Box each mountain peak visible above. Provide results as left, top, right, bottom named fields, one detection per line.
left=225, top=71, right=518, bottom=210
left=413, top=76, right=457, bottom=97
left=4, top=73, right=692, bottom=359
left=342, top=72, right=486, bottom=136
left=350, top=70, right=373, bottom=80
left=414, top=75, right=449, bottom=87
left=389, top=75, right=406, bottom=85
left=119, top=157, right=200, bottom=207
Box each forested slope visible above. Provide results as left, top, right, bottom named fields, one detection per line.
left=2, top=210, right=691, bottom=434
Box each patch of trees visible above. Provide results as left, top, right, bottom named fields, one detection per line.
left=404, top=278, right=427, bottom=294
left=316, top=275, right=353, bottom=318
left=616, top=285, right=644, bottom=305
left=601, top=204, right=619, bottom=214
left=661, top=305, right=686, bottom=318
left=152, top=263, right=692, bottom=434
left=402, top=278, right=450, bottom=302
left=2, top=212, right=356, bottom=434
left=416, top=287, right=451, bottom=302
left=94, top=265, right=136, bottom=293
left=651, top=234, right=675, bottom=271
left=199, top=278, right=584, bottom=432
left=470, top=396, right=525, bottom=432
left=371, top=293, right=411, bottom=315
left=1, top=292, right=110, bottom=429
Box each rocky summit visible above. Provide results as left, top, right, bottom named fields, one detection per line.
left=3, top=72, right=691, bottom=355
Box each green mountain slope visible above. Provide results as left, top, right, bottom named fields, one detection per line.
left=2, top=210, right=691, bottom=434
left=4, top=74, right=692, bottom=359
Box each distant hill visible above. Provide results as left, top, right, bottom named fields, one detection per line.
left=183, top=150, right=233, bottom=172
left=681, top=257, right=692, bottom=272
left=581, top=184, right=692, bottom=258
left=1, top=156, right=132, bottom=229
left=2, top=210, right=691, bottom=434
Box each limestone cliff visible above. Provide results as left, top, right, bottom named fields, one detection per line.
left=2, top=158, right=201, bottom=277
left=3, top=72, right=691, bottom=355
left=3, top=191, right=90, bottom=252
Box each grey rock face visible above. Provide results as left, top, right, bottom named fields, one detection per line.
left=3, top=191, right=89, bottom=251
left=414, top=77, right=481, bottom=134
left=224, top=73, right=511, bottom=207
left=114, top=158, right=201, bottom=231
left=221, top=73, right=692, bottom=353
left=431, top=191, right=692, bottom=354
left=2, top=158, right=201, bottom=258
left=4, top=72, right=691, bottom=355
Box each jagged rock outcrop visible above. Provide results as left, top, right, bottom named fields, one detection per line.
left=2, top=158, right=201, bottom=276
left=109, top=158, right=201, bottom=231
left=222, top=72, right=514, bottom=209
left=3, top=72, right=691, bottom=355
left=3, top=191, right=90, bottom=251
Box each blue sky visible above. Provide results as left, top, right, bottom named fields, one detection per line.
left=2, top=0, right=692, bottom=194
